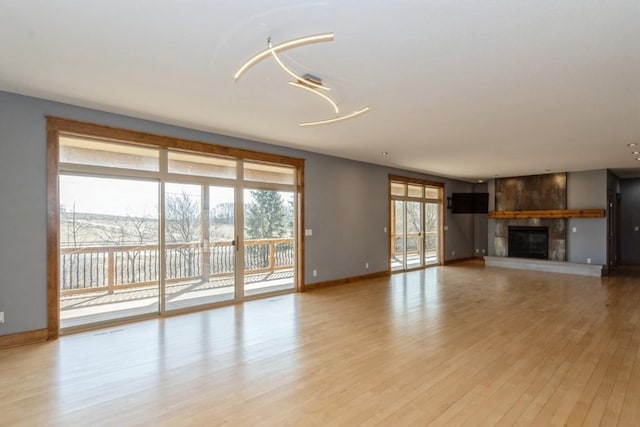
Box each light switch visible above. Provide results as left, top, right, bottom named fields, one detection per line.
left=305, top=229, right=313, bottom=236
left=635, top=226, right=639, bottom=232
left=572, top=227, right=577, bottom=233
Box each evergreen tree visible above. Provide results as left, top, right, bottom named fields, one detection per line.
left=245, top=190, right=286, bottom=239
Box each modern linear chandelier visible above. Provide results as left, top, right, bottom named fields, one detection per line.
left=234, top=33, right=370, bottom=126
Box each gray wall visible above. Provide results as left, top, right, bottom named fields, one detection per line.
left=620, top=179, right=640, bottom=264
left=473, top=183, right=489, bottom=257
left=486, top=170, right=608, bottom=265
left=0, top=93, right=48, bottom=334
left=0, top=91, right=475, bottom=336
left=566, top=169, right=607, bottom=265
left=442, top=181, right=476, bottom=259
left=304, top=155, right=389, bottom=281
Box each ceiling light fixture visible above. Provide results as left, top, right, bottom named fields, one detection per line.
left=300, top=107, right=371, bottom=127
left=289, top=81, right=339, bottom=114
left=381, top=151, right=389, bottom=156
left=628, top=143, right=638, bottom=147
left=633, top=151, right=640, bottom=155
left=234, top=33, right=334, bottom=81
left=234, top=33, right=370, bottom=127
left=271, top=47, right=329, bottom=91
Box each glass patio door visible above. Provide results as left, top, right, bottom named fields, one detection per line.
left=164, top=183, right=236, bottom=311
left=424, top=202, right=440, bottom=265
left=243, top=189, right=296, bottom=296
left=391, top=200, right=406, bottom=271
left=392, top=200, right=424, bottom=271
left=406, top=201, right=424, bottom=269
left=59, top=175, right=160, bottom=329
left=390, top=179, right=443, bottom=272
left=208, top=186, right=236, bottom=301
left=56, top=130, right=300, bottom=331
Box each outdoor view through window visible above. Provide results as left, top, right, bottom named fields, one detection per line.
left=57, top=133, right=297, bottom=330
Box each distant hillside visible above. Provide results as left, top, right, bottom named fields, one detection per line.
left=60, top=212, right=234, bottom=247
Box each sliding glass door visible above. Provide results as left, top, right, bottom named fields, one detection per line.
left=163, top=183, right=237, bottom=311
left=243, top=189, right=295, bottom=296
left=390, top=178, right=442, bottom=272
left=392, top=200, right=406, bottom=271
left=392, top=200, right=425, bottom=271
left=208, top=186, right=237, bottom=301
left=424, top=201, right=440, bottom=265
left=56, top=127, right=299, bottom=331
left=406, top=201, right=424, bottom=269
left=59, top=175, right=160, bottom=328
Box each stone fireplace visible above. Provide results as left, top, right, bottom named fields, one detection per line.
left=493, top=173, right=567, bottom=262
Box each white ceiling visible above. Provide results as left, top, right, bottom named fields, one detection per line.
left=1, top=1, right=639, bottom=182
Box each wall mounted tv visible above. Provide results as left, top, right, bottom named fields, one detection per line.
left=450, top=193, right=489, bottom=214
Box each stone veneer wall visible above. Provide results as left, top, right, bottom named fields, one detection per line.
left=493, top=173, right=567, bottom=262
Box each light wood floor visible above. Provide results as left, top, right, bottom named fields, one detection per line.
left=2, top=260, right=640, bottom=426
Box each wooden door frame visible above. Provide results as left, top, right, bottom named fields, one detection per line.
left=388, top=175, right=445, bottom=272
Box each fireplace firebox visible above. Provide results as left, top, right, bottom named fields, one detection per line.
left=508, top=226, right=549, bottom=260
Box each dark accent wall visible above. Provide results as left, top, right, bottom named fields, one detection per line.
left=495, top=173, right=567, bottom=211
left=473, top=183, right=489, bottom=257
left=607, top=171, right=621, bottom=269
left=620, top=179, right=640, bottom=264
left=493, top=173, right=567, bottom=261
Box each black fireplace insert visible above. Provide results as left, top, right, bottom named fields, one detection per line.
left=508, top=226, right=549, bottom=259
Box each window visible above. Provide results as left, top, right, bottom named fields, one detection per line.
left=244, top=161, right=296, bottom=185
left=389, top=175, right=444, bottom=271
left=60, top=135, right=159, bottom=171
left=168, top=151, right=237, bottom=179
left=48, top=118, right=303, bottom=335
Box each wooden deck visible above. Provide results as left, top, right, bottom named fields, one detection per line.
left=391, top=252, right=438, bottom=270
left=60, top=270, right=295, bottom=329
left=3, top=260, right=640, bottom=425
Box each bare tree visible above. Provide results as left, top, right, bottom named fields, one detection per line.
left=98, top=214, right=157, bottom=284
left=394, top=202, right=439, bottom=254
left=61, top=202, right=89, bottom=247
left=129, top=216, right=156, bottom=244
left=166, top=189, right=200, bottom=243
left=211, top=202, right=234, bottom=225
left=165, top=189, right=200, bottom=277
left=425, top=203, right=439, bottom=252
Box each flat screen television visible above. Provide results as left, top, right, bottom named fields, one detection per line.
left=451, top=193, right=489, bottom=214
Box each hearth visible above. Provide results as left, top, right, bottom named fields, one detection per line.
left=508, top=226, right=549, bottom=260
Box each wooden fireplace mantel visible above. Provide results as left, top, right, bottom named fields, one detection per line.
left=487, top=209, right=605, bottom=219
